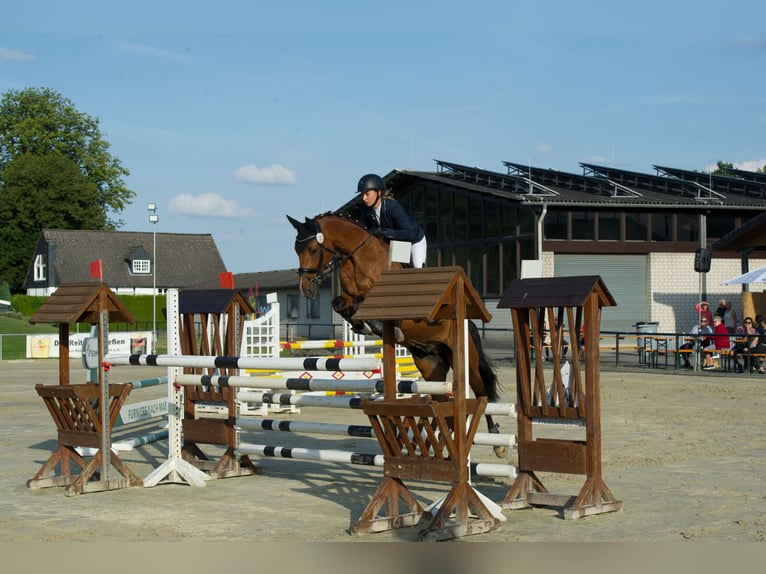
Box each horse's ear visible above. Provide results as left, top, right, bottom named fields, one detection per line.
left=286, top=215, right=303, bottom=230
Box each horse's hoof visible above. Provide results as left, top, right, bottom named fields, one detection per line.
left=493, top=445, right=508, bottom=458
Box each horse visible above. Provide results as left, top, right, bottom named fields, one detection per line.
left=287, top=213, right=506, bottom=456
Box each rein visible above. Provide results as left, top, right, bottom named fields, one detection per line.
left=297, top=224, right=376, bottom=285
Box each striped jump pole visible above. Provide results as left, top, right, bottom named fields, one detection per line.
left=236, top=417, right=516, bottom=449
left=105, top=354, right=380, bottom=373
left=175, top=374, right=451, bottom=395
left=237, top=390, right=517, bottom=417
left=236, top=442, right=517, bottom=480
left=281, top=339, right=383, bottom=351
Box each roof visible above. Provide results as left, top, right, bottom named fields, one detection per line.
left=371, top=160, right=766, bottom=211
left=27, top=229, right=227, bottom=290
left=28, top=282, right=135, bottom=325
left=710, top=210, right=766, bottom=253
left=194, top=269, right=305, bottom=292
left=179, top=289, right=254, bottom=315
left=497, top=275, right=617, bottom=310
left=354, top=266, right=491, bottom=322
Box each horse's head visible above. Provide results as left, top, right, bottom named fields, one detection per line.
left=287, top=214, right=338, bottom=299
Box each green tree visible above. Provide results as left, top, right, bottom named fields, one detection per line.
left=0, top=87, right=135, bottom=292
left=711, top=160, right=734, bottom=175
left=0, top=152, right=106, bottom=289
left=0, top=87, right=134, bottom=226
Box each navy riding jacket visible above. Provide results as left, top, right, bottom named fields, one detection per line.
left=362, top=198, right=425, bottom=243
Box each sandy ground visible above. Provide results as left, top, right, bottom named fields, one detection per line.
left=1, top=357, right=765, bottom=551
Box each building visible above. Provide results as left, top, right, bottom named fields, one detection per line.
left=334, top=160, right=766, bottom=334
left=24, top=229, right=227, bottom=296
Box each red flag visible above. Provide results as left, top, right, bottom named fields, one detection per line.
left=219, top=271, right=234, bottom=289
left=89, top=259, right=103, bottom=282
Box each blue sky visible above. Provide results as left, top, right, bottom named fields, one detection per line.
left=2, top=1, right=765, bottom=274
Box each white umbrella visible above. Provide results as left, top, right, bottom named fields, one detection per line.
left=723, top=264, right=766, bottom=285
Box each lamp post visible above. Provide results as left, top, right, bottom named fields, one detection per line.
left=148, top=203, right=159, bottom=353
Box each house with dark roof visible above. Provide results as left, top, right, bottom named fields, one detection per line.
left=24, top=229, right=228, bottom=296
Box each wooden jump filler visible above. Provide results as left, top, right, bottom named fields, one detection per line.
left=496, top=275, right=624, bottom=519
left=350, top=266, right=504, bottom=541
left=175, top=289, right=260, bottom=480
left=26, top=282, right=144, bottom=495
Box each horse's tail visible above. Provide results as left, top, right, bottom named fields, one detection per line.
left=468, top=320, right=499, bottom=402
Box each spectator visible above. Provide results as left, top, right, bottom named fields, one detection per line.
left=695, top=301, right=714, bottom=325
left=544, top=319, right=569, bottom=362
left=731, top=317, right=758, bottom=374
left=704, top=315, right=730, bottom=370
left=752, top=315, right=766, bottom=374
left=679, top=317, right=713, bottom=369
left=716, top=299, right=738, bottom=334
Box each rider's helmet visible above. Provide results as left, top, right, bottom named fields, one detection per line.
left=357, top=173, right=386, bottom=195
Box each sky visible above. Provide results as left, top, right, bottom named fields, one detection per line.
left=2, top=1, right=765, bottom=274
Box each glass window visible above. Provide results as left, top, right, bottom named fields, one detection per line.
left=438, top=187, right=452, bottom=242
left=519, top=207, right=535, bottom=235
left=469, top=194, right=483, bottom=239
left=502, top=242, right=517, bottom=289
left=484, top=198, right=500, bottom=238
left=501, top=205, right=517, bottom=237
left=423, top=186, right=439, bottom=240
left=676, top=213, right=698, bottom=242
left=706, top=212, right=737, bottom=241
left=453, top=193, right=467, bottom=240
left=625, top=212, right=648, bottom=241
left=287, top=294, right=300, bottom=319
left=571, top=210, right=595, bottom=240
left=33, top=254, right=46, bottom=281
left=598, top=211, right=621, bottom=241
left=544, top=211, right=568, bottom=240
left=132, top=259, right=151, bottom=274
left=485, top=244, right=500, bottom=295
left=306, top=295, right=321, bottom=319
left=468, top=246, right=483, bottom=293
left=453, top=246, right=467, bottom=273
left=651, top=213, right=673, bottom=241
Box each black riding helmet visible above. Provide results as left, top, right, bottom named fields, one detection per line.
left=357, top=173, right=386, bottom=195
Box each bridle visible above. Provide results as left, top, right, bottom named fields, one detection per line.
left=296, top=223, right=375, bottom=286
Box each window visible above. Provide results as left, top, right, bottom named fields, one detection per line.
left=598, top=211, right=621, bottom=241
left=33, top=254, right=46, bottom=281
left=571, top=210, right=595, bottom=240
left=287, top=294, right=300, bottom=319
left=132, top=259, right=151, bottom=274
left=306, top=295, right=321, bottom=319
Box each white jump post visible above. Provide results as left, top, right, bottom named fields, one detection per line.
left=142, top=289, right=209, bottom=488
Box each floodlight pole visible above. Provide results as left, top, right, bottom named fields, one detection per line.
left=148, top=203, right=159, bottom=354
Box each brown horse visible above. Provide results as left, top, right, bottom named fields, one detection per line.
left=287, top=213, right=505, bottom=456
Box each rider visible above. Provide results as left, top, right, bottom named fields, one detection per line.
left=357, top=173, right=427, bottom=268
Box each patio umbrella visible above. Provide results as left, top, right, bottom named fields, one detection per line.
left=723, top=264, right=766, bottom=285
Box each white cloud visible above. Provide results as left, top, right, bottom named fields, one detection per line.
left=531, top=143, right=553, bottom=155
left=734, top=159, right=766, bottom=172
left=0, top=47, right=35, bottom=61
left=114, top=42, right=188, bottom=62
left=233, top=163, right=297, bottom=185
left=169, top=193, right=252, bottom=218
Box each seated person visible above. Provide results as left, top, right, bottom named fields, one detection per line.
left=703, top=315, right=730, bottom=370
left=731, top=317, right=758, bottom=373
left=679, top=318, right=713, bottom=369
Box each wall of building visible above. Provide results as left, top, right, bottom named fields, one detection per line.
left=649, top=254, right=766, bottom=334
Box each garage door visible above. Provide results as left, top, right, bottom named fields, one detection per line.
left=554, top=254, right=647, bottom=332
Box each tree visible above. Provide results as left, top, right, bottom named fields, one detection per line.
left=0, top=87, right=135, bottom=291
left=0, top=87, right=134, bottom=226
left=0, top=152, right=106, bottom=289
